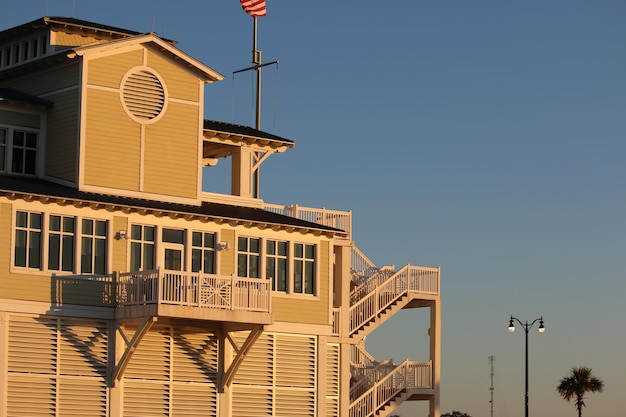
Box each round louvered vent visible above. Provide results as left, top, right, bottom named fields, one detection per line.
left=121, top=68, right=166, bottom=122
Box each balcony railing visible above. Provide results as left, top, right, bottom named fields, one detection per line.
left=116, top=269, right=271, bottom=312
left=350, top=265, right=440, bottom=336
left=264, top=203, right=352, bottom=239
left=349, top=360, right=433, bottom=417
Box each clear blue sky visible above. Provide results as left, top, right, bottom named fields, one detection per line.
left=3, top=1, right=625, bottom=416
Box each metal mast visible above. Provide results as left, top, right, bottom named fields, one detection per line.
left=489, top=355, right=495, bottom=417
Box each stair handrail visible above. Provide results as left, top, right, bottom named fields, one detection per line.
left=350, top=265, right=395, bottom=305
left=349, top=360, right=433, bottom=417
left=350, top=246, right=378, bottom=285
left=350, top=359, right=395, bottom=401
left=349, top=265, right=440, bottom=336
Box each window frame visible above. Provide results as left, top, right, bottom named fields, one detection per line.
left=236, top=234, right=320, bottom=297
left=0, top=124, right=41, bottom=177
left=12, top=208, right=111, bottom=276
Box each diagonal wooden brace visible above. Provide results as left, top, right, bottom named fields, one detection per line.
left=220, top=325, right=264, bottom=390
left=110, top=316, right=157, bottom=386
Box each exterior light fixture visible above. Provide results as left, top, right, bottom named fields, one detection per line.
left=508, top=315, right=545, bottom=417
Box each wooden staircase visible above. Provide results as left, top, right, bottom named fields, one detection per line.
left=349, top=263, right=439, bottom=338
left=347, top=251, right=440, bottom=417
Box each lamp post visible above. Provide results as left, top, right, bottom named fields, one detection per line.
left=508, top=315, right=545, bottom=417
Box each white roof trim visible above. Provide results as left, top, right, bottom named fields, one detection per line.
left=68, top=33, right=224, bottom=82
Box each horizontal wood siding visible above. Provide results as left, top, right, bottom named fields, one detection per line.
left=147, top=49, right=200, bottom=102
left=272, top=240, right=330, bottom=325
left=88, top=50, right=143, bottom=88
left=83, top=88, right=141, bottom=190
left=112, top=216, right=128, bottom=272
left=0, top=203, right=10, bottom=286
left=45, top=89, right=79, bottom=182
left=0, top=62, right=79, bottom=95
left=0, top=110, right=39, bottom=128
left=219, top=229, right=235, bottom=276
left=143, top=101, right=199, bottom=198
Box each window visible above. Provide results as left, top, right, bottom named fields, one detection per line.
left=1, top=128, right=39, bottom=176
left=48, top=215, right=75, bottom=271
left=294, top=243, right=315, bottom=295
left=130, top=224, right=155, bottom=271
left=11, top=130, right=37, bottom=175
left=14, top=211, right=42, bottom=269
left=163, top=228, right=185, bottom=271
left=266, top=240, right=288, bottom=292
left=237, top=237, right=260, bottom=278
left=192, top=232, right=216, bottom=274
left=81, top=219, right=107, bottom=274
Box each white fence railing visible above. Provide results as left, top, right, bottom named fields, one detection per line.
left=264, top=203, right=352, bottom=238
left=117, top=269, right=271, bottom=312
left=349, top=265, right=440, bottom=336
left=349, top=360, right=432, bottom=417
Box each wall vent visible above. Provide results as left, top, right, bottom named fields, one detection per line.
left=121, top=69, right=166, bottom=122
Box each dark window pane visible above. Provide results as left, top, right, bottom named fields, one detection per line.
left=49, top=215, right=61, bottom=231
left=82, top=219, right=93, bottom=235
left=130, top=242, right=141, bottom=271
left=278, top=241, right=287, bottom=256
left=144, top=226, right=155, bottom=241
left=30, top=213, right=41, bottom=229
left=63, top=217, right=74, bottom=233
left=192, top=231, right=202, bottom=247
left=143, top=244, right=154, bottom=269
left=238, top=237, right=247, bottom=251
left=48, top=234, right=60, bottom=270
left=237, top=254, right=247, bottom=277
left=16, top=212, right=27, bottom=228
left=250, top=238, right=260, bottom=253
left=192, top=248, right=201, bottom=272
left=81, top=238, right=92, bottom=273
left=95, top=221, right=106, bottom=237
left=203, top=251, right=215, bottom=274
left=131, top=225, right=142, bottom=240
left=28, top=231, right=41, bottom=268
left=266, top=241, right=275, bottom=255
left=94, top=239, right=106, bottom=274
left=14, top=230, right=26, bottom=267
left=205, top=233, right=215, bottom=248
left=163, top=228, right=184, bottom=244
left=62, top=235, right=74, bottom=271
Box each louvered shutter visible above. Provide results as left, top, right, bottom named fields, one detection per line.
left=124, top=326, right=170, bottom=416
left=275, top=335, right=316, bottom=417
left=6, top=315, right=109, bottom=417
left=172, top=330, right=218, bottom=416
left=326, top=343, right=340, bottom=417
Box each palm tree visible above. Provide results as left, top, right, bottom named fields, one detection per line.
left=556, top=366, right=604, bottom=417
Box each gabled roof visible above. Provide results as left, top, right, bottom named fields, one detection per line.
left=69, top=33, right=223, bottom=83
left=0, top=175, right=346, bottom=237
left=0, top=16, right=165, bottom=43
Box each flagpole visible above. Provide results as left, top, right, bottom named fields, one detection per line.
left=252, top=16, right=261, bottom=197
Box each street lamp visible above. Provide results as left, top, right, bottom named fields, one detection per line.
left=508, top=315, right=545, bottom=417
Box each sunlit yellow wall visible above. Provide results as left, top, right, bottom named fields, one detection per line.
left=272, top=240, right=330, bottom=326
left=83, top=87, right=141, bottom=189
left=82, top=45, right=201, bottom=199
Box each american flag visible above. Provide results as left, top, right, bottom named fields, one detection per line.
left=240, top=0, right=267, bottom=17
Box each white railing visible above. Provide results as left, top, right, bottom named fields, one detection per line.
left=264, top=203, right=352, bottom=238
left=117, top=269, right=271, bottom=312
left=349, top=265, right=440, bottom=336
left=349, top=360, right=432, bottom=417
left=351, top=345, right=379, bottom=380
left=350, top=246, right=379, bottom=285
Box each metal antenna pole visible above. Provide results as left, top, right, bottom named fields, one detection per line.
left=489, top=355, right=495, bottom=417
left=252, top=17, right=261, bottom=198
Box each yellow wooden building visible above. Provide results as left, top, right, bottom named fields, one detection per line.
left=0, top=17, right=441, bottom=417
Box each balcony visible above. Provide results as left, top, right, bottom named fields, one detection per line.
left=52, top=270, right=273, bottom=328
left=264, top=203, right=352, bottom=239
left=115, top=269, right=273, bottom=327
